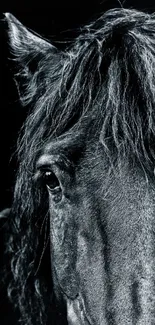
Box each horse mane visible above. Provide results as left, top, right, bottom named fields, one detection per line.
left=4, top=8, right=155, bottom=325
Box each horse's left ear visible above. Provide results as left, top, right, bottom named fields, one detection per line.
left=4, top=13, right=58, bottom=65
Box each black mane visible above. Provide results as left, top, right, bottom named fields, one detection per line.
left=4, top=8, right=155, bottom=325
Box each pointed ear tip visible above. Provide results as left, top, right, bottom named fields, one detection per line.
left=4, top=12, right=10, bottom=17
left=4, top=12, right=13, bottom=20
left=4, top=12, right=21, bottom=26
left=4, top=12, right=60, bottom=53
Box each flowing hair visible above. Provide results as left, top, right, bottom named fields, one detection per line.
left=4, top=8, right=155, bottom=324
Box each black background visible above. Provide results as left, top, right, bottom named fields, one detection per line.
left=0, top=1, right=155, bottom=324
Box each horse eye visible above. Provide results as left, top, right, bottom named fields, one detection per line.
left=43, top=170, right=59, bottom=188
left=42, top=170, right=62, bottom=203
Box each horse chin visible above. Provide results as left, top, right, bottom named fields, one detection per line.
left=66, top=296, right=92, bottom=325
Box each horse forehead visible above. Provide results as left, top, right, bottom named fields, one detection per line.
left=38, top=130, right=100, bottom=163
left=44, top=132, right=85, bottom=152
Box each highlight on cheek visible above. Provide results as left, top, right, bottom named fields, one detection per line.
left=47, top=184, right=63, bottom=204
left=3, top=7, right=155, bottom=325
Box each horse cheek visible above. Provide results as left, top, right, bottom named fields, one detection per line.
left=48, top=195, right=79, bottom=299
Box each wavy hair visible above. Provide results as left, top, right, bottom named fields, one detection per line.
left=4, top=8, right=155, bottom=324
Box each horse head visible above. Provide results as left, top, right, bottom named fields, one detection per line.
left=4, top=8, right=155, bottom=324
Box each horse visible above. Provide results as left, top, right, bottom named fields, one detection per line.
left=3, top=7, right=155, bottom=325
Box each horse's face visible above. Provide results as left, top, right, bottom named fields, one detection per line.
left=36, top=130, right=108, bottom=324
left=5, top=10, right=155, bottom=325
left=36, top=127, right=155, bottom=325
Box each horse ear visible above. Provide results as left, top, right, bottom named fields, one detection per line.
left=4, top=13, right=58, bottom=65
left=4, top=13, right=61, bottom=104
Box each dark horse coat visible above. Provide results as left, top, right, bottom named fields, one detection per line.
left=2, top=7, right=155, bottom=325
